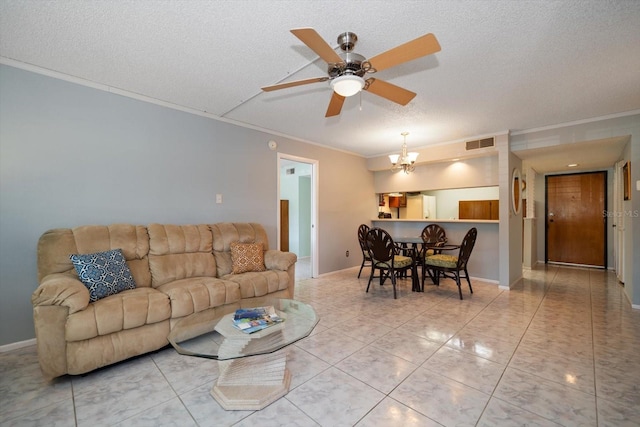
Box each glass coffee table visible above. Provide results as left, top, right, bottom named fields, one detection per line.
left=168, top=299, right=318, bottom=410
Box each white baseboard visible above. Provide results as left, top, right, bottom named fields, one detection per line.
left=0, top=338, right=36, bottom=353
left=471, top=276, right=499, bottom=285
left=317, top=266, right=360, bottom=278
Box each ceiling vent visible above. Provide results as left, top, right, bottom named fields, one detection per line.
left=465, top=137, right=495, bottom=150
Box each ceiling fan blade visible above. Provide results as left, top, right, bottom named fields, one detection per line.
left=367, top=33, right=441, bottom=72
left=262, top=77, right=329, bottom=92
left=290, top=28, right=344, bottom=65
left=325, top=92, right=346, bottom=117
left=365, top=78, right=416, bottom=105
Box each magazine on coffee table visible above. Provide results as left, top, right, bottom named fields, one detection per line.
left=232, top=306, right=284, bottom=334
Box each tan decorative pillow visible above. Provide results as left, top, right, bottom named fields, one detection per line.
left=230, top=241, right=266, bottom=274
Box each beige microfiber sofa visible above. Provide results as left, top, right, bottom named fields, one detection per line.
left=32, top=222, right=296, bottom=379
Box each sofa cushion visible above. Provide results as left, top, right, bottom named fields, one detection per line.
left=70, top=249, right=137, bottom=302
left=65, top=287, right=171, bottom=342
left=156, top=277, right=241, bottom=318
left=211, top=223, right=270, bottom=277
left=38, top=225, right=151, bottom=287
left=221, top=270, right=289, bottom=299
left=230, top=241, right=266, bottom=274
left=148, top=224, right=216, bottom=288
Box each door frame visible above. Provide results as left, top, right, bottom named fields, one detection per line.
left=277, top=153, right=319, bottom=278
left=544, top=170, right=607, bottom=268
left=613, top=160, right=627, bottom=283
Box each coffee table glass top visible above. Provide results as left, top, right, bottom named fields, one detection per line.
left=168, top=298, right=318, bottom=360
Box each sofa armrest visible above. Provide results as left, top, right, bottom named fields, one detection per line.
left=31, top=273, right=90, bottom=314
left=264, top=250, right=297, bottom=271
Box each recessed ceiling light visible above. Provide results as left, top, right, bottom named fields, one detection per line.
left=567, top=163, right=578, bottom=167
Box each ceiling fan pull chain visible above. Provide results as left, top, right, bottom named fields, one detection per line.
left=359, top=91, right=363, bottom=111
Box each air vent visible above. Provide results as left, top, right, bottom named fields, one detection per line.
left=465, top=137, right=495, bottom=150
left=286, top=168, right=295, bottom=175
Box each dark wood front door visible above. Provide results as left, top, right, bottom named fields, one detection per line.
left=546, top=171, right=607, bottom=267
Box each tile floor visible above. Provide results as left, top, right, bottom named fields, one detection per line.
left=2, top=264, right=640, bottom=426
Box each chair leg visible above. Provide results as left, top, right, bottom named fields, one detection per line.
left=432, top=268, right=440, bottom=286
left=357, top=259, right=365, bottom=278
left=390, top=271, right=397, bottom=299
left=465, top=268, right=473, bottom=294
left=455, top=272, right=463, bottom=300
left=423, top=265, right=437, bottom=287
left=366, top=266, right=375, bottom=293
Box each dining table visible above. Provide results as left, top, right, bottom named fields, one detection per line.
left=392, top=235, right=461, bottom=291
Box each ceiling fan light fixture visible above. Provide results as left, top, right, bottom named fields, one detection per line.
left=331, top=75, right=365, bottom=97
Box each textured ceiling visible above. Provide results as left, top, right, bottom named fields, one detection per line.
left=1, top=0, right=639, bottom=163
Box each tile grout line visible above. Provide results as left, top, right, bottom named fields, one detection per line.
left=473, top=266, right=560, bottom=426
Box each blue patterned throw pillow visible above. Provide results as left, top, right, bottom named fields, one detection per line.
left=70, top=249, right=137, bottom=302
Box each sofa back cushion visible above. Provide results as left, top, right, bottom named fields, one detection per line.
left=210, top=223, right=270, bottom=277
left=147, top=224, right=216, bottom=287
left=37, top=224, right=151, bottom=287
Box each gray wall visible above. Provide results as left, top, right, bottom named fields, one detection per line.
left=0, top=64, right=375, bottom=345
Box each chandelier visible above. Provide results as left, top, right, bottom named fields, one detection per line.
left=389, top=132, right=419, bottom=174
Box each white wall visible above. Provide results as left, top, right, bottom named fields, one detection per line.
left=0, top=64, right=375, bottom=345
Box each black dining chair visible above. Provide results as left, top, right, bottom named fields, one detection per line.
left=420, top=224, right=448, bottom=287
left=357, top=224, right=371, bottom=278
left=365, top=227, right=418, bottom=299
left=421, top=224, right=447, bottom=254
left=423, top=227, right=477, bottom=299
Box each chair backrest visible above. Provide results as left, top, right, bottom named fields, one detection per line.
left=357, top=224, right=370, bottom=253
left=421, top=224, right=447, bottom=245
left=366, top=227, right=395, bottom=264
left=457, top=227, right=478, bottom=269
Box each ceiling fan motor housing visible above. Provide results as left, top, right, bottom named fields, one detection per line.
left=328, top=52, right=367, bottom=78
left=327, top=32, right=369, bottom=78
left=337, top=32, right=358, bottom=51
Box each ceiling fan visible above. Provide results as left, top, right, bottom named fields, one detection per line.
left=261, top=28, right=441, bottom=117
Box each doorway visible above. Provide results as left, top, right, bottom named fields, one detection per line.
left=278, top=154, right=318, bottom=279
left=545, top=171, right=607, bottom=268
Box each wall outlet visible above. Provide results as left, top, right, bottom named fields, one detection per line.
left=346, top=250, right=349, bottom=257
left=216, top=194, right=223, bottom=204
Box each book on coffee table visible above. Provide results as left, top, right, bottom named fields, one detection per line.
left=232, top=306, right=284, bottom=334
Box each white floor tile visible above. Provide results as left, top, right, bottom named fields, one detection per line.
left=2, top=265, right=639, bottom=426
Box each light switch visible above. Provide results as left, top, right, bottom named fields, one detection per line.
left=636, top=180, right=640, bottom=191
left=216, top=194, right=223, bottom=204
